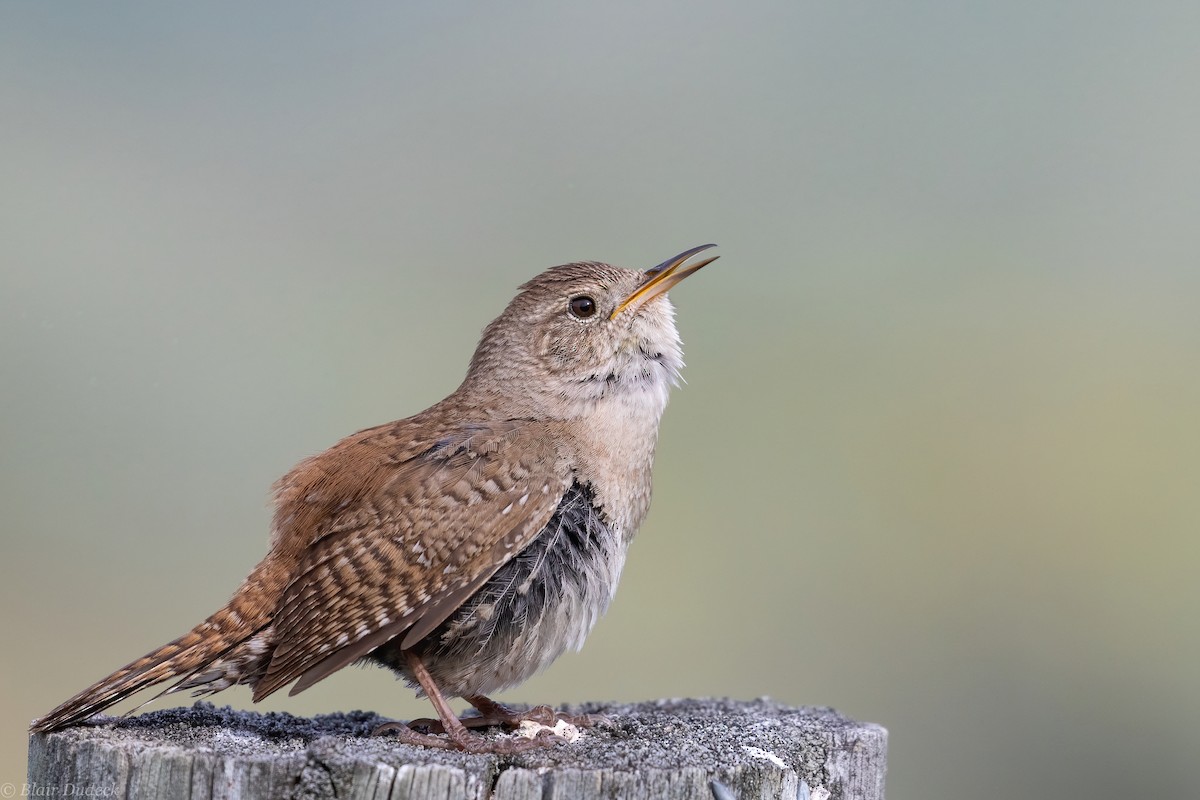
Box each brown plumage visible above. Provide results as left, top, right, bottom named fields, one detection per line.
left=31, top=246, right=717, bottom=751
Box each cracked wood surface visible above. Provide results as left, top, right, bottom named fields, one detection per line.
left=27, top=698, right=887, bottom=800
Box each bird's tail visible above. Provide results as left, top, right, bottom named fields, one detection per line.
left=30, top=567, right=277, bottom=734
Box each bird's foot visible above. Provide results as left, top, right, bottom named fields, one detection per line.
left=372, top=720, right=564, bottom=753
left=463, top=696, right=611, bottom=731
left=399, top=698, right=604, bottom=734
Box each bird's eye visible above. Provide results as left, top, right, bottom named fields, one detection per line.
left=569, top=295, right=598, bottom=319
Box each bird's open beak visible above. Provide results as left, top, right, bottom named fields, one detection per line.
left=610, top=244, right=719, bottom=319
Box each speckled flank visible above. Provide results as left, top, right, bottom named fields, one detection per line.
left=380, top=481, right=625, bottom=696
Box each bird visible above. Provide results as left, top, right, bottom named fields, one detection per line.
left=31, top=244, right=718, bottom=752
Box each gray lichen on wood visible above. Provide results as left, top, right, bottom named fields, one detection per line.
left=27, top=698, right=886, bottom=800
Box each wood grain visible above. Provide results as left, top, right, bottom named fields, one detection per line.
left=28, top=699, right=886, bottom=800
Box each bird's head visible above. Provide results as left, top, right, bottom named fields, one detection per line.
left=462, top=245, right=718, bottom=418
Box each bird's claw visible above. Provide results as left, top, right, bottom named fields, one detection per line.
left=371, top=719, right=565, bottom=753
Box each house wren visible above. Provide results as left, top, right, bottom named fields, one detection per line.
left=32, top=245, right=718, bottom=752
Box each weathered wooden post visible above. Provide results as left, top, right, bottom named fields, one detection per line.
left=28, top=699, right=886, bottom=800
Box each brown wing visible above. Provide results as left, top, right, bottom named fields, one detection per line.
left=252, top=415, right=570, bottom=700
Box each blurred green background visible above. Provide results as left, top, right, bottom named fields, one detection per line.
left=3, top=3, right=1198, bottom=798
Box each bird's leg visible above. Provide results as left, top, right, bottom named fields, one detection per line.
left=372, top=651, right=563, bottom=753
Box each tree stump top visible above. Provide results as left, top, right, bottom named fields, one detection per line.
left=28, top=698, right=886, bottom=800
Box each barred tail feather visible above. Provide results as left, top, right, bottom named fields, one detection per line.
left=29, top=579, right=276, bottom=734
